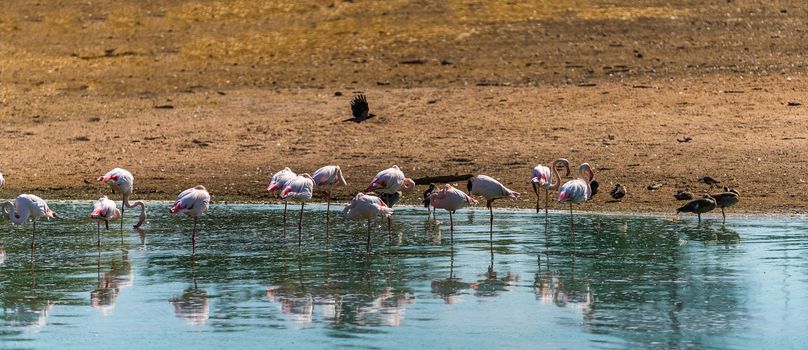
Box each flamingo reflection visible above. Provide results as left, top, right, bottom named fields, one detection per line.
left=170, top=260, right=209, bottom=325
left=90, top=250, right=134, bottom=314
left=533, top=269, right=594, bottom=317
left=431, top=246, right=473, bottom=304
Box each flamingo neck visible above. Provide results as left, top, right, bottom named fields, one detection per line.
left=122, top=193, right=147, bottom=228
left=2, top=201, right=30, bottom=224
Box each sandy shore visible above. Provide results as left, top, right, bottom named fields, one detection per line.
left=1, top=0, right=806, bottom=214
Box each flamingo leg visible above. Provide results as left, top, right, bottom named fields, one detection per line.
left=97, top=222, right=101, bottom=249
left=283, top=200, right=287, bottom=225
left=31, top=220, right=37, bottom=261
left=387, top=216, right=392, bottom=241
left=449, top=211, right=454, bottom=244
left=722, top=207, right=726, bottom=224
left=545, top=189, right=549, bottom=223
left=488, top=201, right=493, bottom=242
left=367, top=219, right=372, bottom=252
left=298, top=202, right=305, bottom=246
left=534, top=184, right=540, bottom=214
left=326, top=188, right=332, bottom=233
left=569, top=203, right=575, bottom=245
left=698, top=213, right=701, bottom=223
left=120, top=195, right=125, bottom=233
left=192, top=217, right=197, bottom=256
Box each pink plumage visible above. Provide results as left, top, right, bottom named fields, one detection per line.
left=267, top=167, right=296, bottom=194
left=311, top=165, right=347, bottom=192
left=365, top=165, right=415, bottom=194
left=558, top=163, right=594, bottom=204
left=343, top=193, right=393, bottom=221
left=170, top=185, right=210, bottom=218
left=429, top=184, right=477, bottom=213
left=90, top=196, right=120, bottom=223
left=281, top=174, right=314, bottom=201
left=468, top=175, right=520, bottom=201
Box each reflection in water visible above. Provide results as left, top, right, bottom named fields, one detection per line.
left=431, top=246, right=472, bottom=304
left=1, top=204, right=806, bottom=349
left=170, top=260, right=209, bottom=325
left=90, top=250, right=134, bottom=314
left=473, top=244, right=518, bottom=299
left=0, top=245, right=5, bottom=265
left=2, top=302, right=54, bottom=331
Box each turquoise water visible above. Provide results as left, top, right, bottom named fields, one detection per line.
left=0, top=203, right=807, bottom=349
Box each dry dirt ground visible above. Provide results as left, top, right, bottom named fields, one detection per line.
left=1, top=0, right=807, bottom=214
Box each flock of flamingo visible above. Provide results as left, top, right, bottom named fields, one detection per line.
left=0, top=159, right=738, bottom=258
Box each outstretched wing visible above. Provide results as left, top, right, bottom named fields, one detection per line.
left=351, top=95, right=370, bottom=118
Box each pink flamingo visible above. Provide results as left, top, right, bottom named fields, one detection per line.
left=366, top=165, right=415, bottom=229
left=531, top=159, right=571, bottom=220
left=429, top=184, right=478, bottom=242
left=558, top=163, right=595, bottom=241
left=365, top=165, right=416, bottom=195
left=467, top=175, right=521, bottom=241
left=343, top=193, right=393, bottom=250
left=2, top=194, right=59, bottom=260
left=281, top=174, right=314, bottom=244
left=169, top=186, right=210, bottom=255
left=267, top=167, right=297, bottom=228
left=311, top=165, right=347, bottom=227
left=97, top=168, right=147, bottom=230
left=90, top=196, right=121, bottom=248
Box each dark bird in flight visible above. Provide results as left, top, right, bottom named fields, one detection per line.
left=343, top=95, right=376, bottom=123
left=609, top=183, right=626, bottom=201
left=697, top=176, right=721, bottom=188
left=676, top=194, right=716, bottom=223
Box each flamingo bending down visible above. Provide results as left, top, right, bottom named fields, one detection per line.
left=311, top=165, right=347, bottom=228
left=281, top=174, right=314, bottom=245
left=531, top=159, right=571, bottom=219
left=429, top=184, right=478, bottom=242
left=467, top=175, right=521, bottom=241
left=169, top=186, right=210, bottom=255
left=558, top=163, right=595, bottom=243
left=90, top=196, right=121, bottom=248
left=343, top=193, right=393, bottom=250
left=2, top=194, right=59, bottom=260
left=267, top=167, right=297, bottom=228
left=97, top=168, right=147, bottom=230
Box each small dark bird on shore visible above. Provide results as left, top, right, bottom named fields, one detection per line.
left=697, top=176, right=721, bottom=188
left=589, top=180, right=599, bottom=197
left=674, top=188, right=693, bottom=201
left=422, top=183, right=436, bottom=208
left=676, top=194, right=716, bottom=223
left=710, top=187, right=739, bottom=224
left=609, top=183, right=626, bottom=201
left=343, top=95, right=376, bottom=123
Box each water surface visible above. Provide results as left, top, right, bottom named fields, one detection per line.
left=1, top=204, right=807, bottom=349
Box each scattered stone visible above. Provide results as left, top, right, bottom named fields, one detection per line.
left=647, top=182, right=663, bottom=191
left=787, top=101, right=801, bottom=106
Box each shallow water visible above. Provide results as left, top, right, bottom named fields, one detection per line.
left=0, top=203, right=806, bottom=349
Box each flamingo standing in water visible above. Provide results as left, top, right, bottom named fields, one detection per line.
left=311, top=165, right=347, bottom=228
left=558, top=163, right=595, bottom=243
left=2, top=194, right=59, bottom=260
left=169, top=186, right=210, bottom=255
left=281, top=174, right=314, bottom=245
left=97, top=168, right=147, bottom=230
left=531, top=159, right=571, bottom=220
left=429, top=184, right=478, bottom=242
left=467, top=175, right=521, bottom=241
left=366, top=165, right=415, bottom=229
left=90, top=196, right=120, bottom=248
left=343, top=193, right=393, bottom=250
left=267, top=167, right=297, bottom=228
